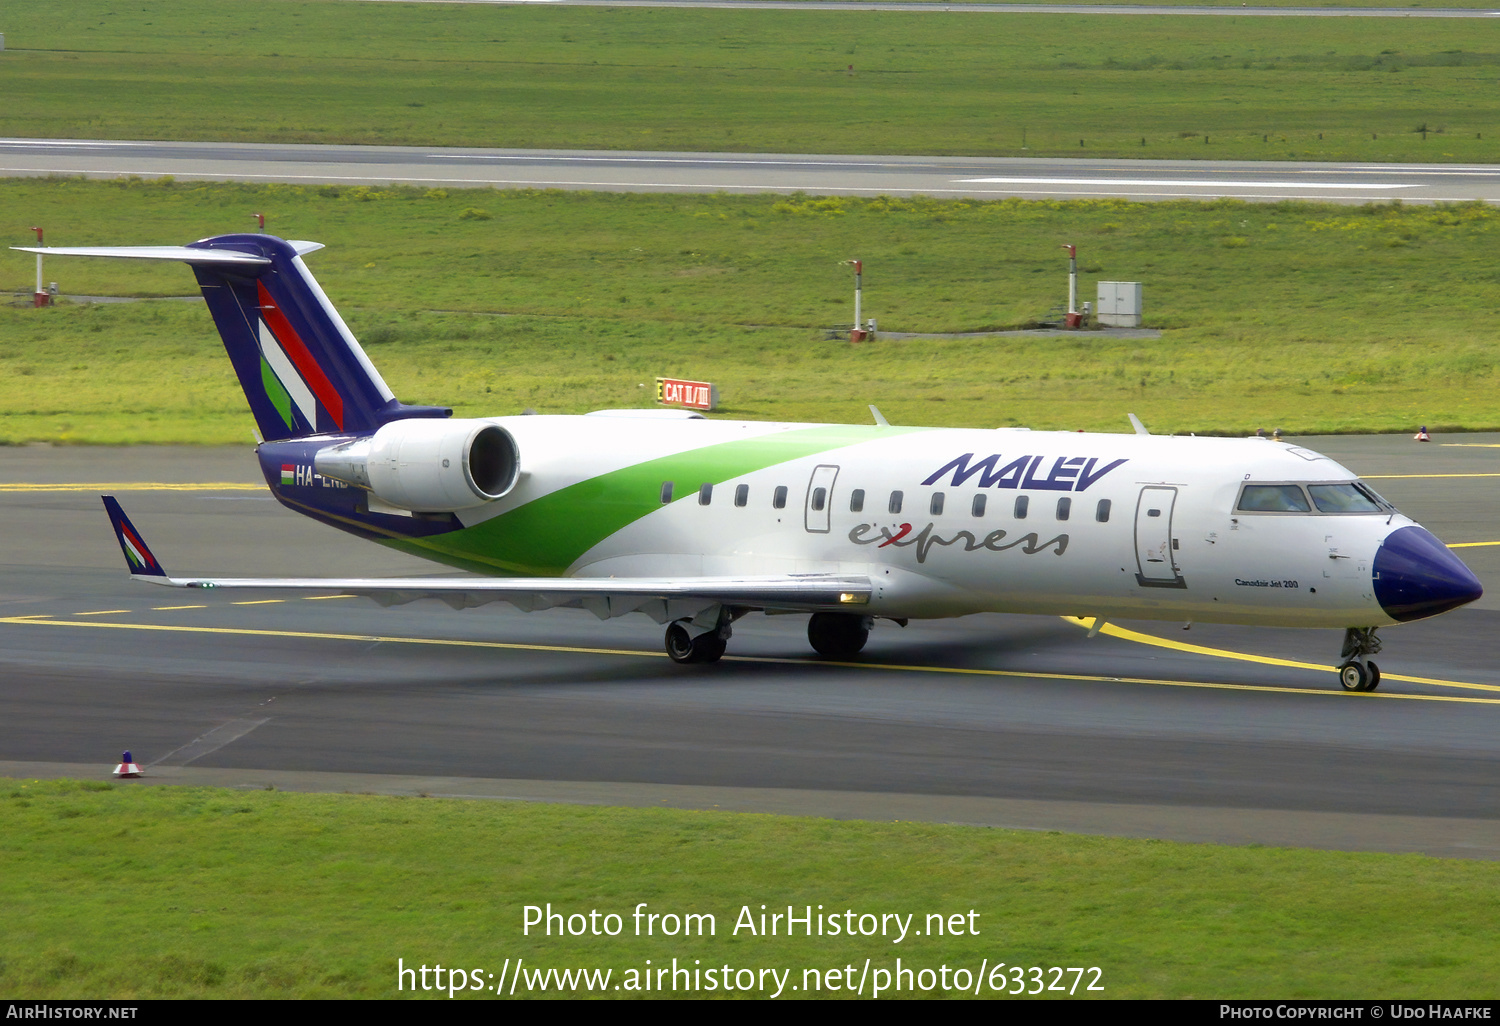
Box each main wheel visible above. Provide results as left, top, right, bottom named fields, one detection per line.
left=807, top=613, right=871, bottom=659
left=665, top=623, right=727, bottom=664
left=1338, top=661, right=1370, bottom=692
left=665, top=623, right=696, bottom=663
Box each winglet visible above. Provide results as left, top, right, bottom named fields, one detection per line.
left=101, top=495, right=167, bottom=577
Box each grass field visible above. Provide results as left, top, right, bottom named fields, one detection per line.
left=2, top=0, right=1500, bottom=161
left=2, top=778, right=1497, bottom=998
left=3, top=177, right=1500, bottom=441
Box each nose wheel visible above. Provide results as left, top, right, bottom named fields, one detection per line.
left=1337, top=627, right=1382, bottom=692
left=1337, top=660, right=1381, bottom=692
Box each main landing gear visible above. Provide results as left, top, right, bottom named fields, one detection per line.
left=665, top=610, right=884, bottom=664
left=664, top=607, right=738, bottom=664
left=1337, top=627, right=1382, bottom=693
left=807, top=613, right=873, bottom=659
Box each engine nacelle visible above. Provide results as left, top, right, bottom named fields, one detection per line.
left=314, top=419, right=519, bottom=512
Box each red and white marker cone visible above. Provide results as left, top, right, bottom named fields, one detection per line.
left=1414, top=425, right=1431, bottom=442
left=113, top=751, right=141, bottom=778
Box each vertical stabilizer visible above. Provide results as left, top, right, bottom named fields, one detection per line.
left=11, top=234, right=451, bottom=441
left=185, top=234, right=449, bottom=440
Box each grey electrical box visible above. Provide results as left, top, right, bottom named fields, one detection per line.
left=1096, top=281, right=1143, bottom=327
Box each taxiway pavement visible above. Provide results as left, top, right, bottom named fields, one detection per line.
left=2, top=437, right=1498, bottom=856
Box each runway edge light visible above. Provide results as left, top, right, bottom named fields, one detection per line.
left=1415, top=425, right=1431, bottom=442
left=113, top=751, right=141, bottom=778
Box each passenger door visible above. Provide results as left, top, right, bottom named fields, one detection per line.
left=1135, top=485, right=1186, bottom=588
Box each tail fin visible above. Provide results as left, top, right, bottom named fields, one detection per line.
left=102, top=495, right=168, bottom=578
left=12, top=235, right=450, bottom=441
left=186, top=234, right=449, bottom=440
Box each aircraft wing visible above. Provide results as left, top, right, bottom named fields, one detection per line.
left=131, top=572, right=871, bottom=621
left=102, top=495, right=869, bottom=622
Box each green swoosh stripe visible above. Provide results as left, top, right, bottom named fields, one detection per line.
left=260, top=355, right=295, bottom=431
left=389, top=424, right=927, bottom=576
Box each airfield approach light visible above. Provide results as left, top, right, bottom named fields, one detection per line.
left=1061, top=244, right=1081, bottom=328
left=28, top=227, right=48, bottom=308
left=841, top=259, right=867, bottom=342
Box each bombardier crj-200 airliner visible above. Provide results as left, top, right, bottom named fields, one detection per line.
left=18, top=234, right=1484, bottom=691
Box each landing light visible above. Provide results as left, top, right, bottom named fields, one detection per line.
left=839, top=592, right=867, bottom=604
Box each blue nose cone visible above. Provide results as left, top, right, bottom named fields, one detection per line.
left=1373, top=526, right=1484, bottom=622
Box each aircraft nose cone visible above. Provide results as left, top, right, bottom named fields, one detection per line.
left=1373, top=526, right=1484, bottom=622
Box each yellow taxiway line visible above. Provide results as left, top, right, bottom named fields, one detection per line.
left=3, top=614, right=1500, bottom=707
left=1060, top=616, right=1500, bottom=694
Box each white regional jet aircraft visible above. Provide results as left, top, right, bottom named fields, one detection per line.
left=19, top=234, right=1483, bottom=691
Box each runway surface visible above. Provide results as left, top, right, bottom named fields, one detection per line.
left=2, top=436, right=1499, bottom=857
left=5, top=139, right=1499, bottom=204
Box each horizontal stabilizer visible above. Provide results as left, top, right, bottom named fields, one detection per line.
left=12, top=245, right=271, bottom=266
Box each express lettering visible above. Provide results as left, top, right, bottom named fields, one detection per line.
left=921, top=454, right=1127, bottom=492
left=850, top=522, right=1068, bottom=564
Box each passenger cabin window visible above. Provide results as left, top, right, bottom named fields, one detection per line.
left=773, top=485, right=788, bottom=510
left=1238, top=484, right=1311, bottom=513
left=1095, top=499, right=1111, bottom=523
left=849, top=488, right=865, bottom=513
left=734, top=484, right=749, bottom=508
left=698, top=483, right=713, bottom=506
left=660, top=481, right=674, bottom=504
left=930, top=492, right=945, bottom=516
left=1014, top=495, right=1029, bottom=520
left=889, top=490, right=904, bottom=515
left=1056, top=497, right=1071, bottom=521
left=810, top=486, right=827, bottom=512
left=971, top=494, right=986, bottom=518
left=1308, top=483, right=1382, bottom=514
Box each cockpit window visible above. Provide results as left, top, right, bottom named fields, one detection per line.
left=1308, top=483, right=1383, bottom=514
left=1238, top=484, right=1311, bottom=513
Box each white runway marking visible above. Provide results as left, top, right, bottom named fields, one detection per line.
left=147, top=718, right=271, bottom=769
left=955, top=176, right=1418, bottom=189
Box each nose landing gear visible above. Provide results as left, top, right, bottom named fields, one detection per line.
left=1337, top=627, right=1382, bottom=692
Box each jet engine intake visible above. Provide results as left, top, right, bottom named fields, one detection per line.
left=314, top=419, right=519, bottom=511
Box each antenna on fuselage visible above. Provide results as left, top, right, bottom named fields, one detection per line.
left=869, top=405, right=890, bottom=427
left=1127, top=413, right=1150, bottom=436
